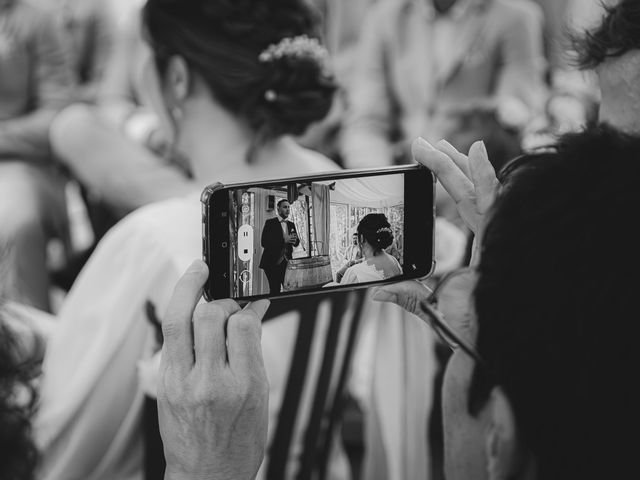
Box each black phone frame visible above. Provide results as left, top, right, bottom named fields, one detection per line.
left=201, top=164, right=436, bottom=302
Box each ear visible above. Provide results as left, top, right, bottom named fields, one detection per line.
left=484, top=387, right=526, bottom=480
left=165, top=55, right=191, bottom=103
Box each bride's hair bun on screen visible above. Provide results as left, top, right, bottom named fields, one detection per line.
left=144, top=0, right=336, bottom=141
left=357, top=214, right=394, bottom=250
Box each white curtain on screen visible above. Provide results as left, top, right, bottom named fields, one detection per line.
left=312, top=183, right=330, bottom=255
left=328, top=174, right=404, bottom=208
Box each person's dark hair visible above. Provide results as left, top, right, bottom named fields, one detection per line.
left=0, top=309, right=39, bottom=480
left=143, top=0, right=336, bottom=142
left=357, top=213, right=393, bottom=251
left=573, top=0, right=640, bottom=69
left=470, top=124, right=640, bottom=479
left=277, top=198, right=289, bottom=209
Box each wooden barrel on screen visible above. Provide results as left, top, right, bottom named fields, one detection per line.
left=284, top=256, right=333, bottom=291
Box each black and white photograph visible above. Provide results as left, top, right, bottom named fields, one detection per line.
left=0, top=0, right=635, bottom=479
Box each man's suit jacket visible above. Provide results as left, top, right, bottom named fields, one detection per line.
left=259, top=217, right=300, bottom=269
left=341, top=0, right=547, bottom=167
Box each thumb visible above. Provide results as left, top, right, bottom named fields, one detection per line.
left=371, top=280, right=433, bottom=316
left=371, top=285, right=401, bottom=303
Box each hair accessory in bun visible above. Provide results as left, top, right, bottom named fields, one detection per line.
left=259, top=34, right=329, bottom=68
left=264, top=89, right=278, bottom=102
left=376, top=227, right=392, bottom=234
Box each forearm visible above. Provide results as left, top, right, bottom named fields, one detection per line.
left=165, top=469, right=257, bottom=480
left=0, top=5, right=75, bottom=163
left=0, top=110, right=58, bottom=162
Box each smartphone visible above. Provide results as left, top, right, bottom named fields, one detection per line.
left=201, top=164, right=435, bottom=301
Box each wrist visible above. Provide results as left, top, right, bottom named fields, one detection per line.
left=165, top=464, right=258, bottom=480
left=164, top=466, right=216, bottom=480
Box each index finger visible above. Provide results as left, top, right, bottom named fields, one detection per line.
left=412, top=137, right=475, bottom=204
left=193, top=299, right=241, bottom=369
left=468, top=140, right=499, bottom=216
left=435, top=139, right=471, bottom=178
left=226, top=300, right=270, bottom=374
left=161, top=260, right=208, bottom=374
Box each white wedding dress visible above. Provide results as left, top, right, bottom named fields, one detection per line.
left=33, top=142, right=437, bottom=480
left=340, top=253, right=402, bottom=285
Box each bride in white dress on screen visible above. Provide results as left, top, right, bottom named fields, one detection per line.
left=339, top=213, right=402, bottom=285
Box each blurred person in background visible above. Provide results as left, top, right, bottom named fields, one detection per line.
left=50, top=0, right=194, bottom=235
left=0, top=0, right=75, bottom=311
left=340, top=0, right=547, bottom=169
left=0, top=313, right=40, bottom=480
left=298, top=0, right=378, bottom=160
left=573, top=0, right=640, bottom=136
left=343, top=232, right=363, bottom=264
left=33, top=1, right=436, bottom=479
left=529, top=0, right=572, bottom=74
left=53, top=0, right=116, bottom=103
left=48, top=0, right=194, bottom=289
left=523, top=0, right=638, bottom=150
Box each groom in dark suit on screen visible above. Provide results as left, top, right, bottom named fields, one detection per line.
left=259, top=199, right=300, bottom=294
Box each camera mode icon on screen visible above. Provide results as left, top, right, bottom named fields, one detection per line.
left=238, top=224, right=254, bottom=262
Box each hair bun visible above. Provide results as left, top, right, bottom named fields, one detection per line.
left=357, top=213, right=394, bottom=250
left=253, top=46, right=336, bottom=138
left=145, top=0, right=336, bottom=140
left=375, top=227, right=394, bottom=250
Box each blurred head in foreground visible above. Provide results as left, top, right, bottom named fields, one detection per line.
left=443, top=124, right=640, bottom=480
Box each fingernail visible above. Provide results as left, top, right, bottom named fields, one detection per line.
left=416, top=137, right=436, bottom=151
left=470, top=140, right=488, bottom=158
left=436, top=139, right=455, bottom=150
left=187, top=259, right=207, bottom=273
left=479, top=140, right=488, bottom=157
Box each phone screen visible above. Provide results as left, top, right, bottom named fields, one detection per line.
left=203, top=166, right=434, bottom=301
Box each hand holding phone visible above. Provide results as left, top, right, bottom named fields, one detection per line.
left=411, top=137, right=495, bottom=265
left=201, top=165, right=435, bottom=301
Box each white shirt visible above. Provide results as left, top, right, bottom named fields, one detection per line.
left=277, top=213, right=289, bottom=237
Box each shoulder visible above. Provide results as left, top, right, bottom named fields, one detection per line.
left=388, top=253, right=402, bottom=273
left=386, top=252, right=401, bottom=267
left=104, top=194, right=201, bottom=264
left=120, top=194, right=198, bottom=231
left=263, top=217, right=278, bottom=231
left=285, top=139, right=341, bottom=174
